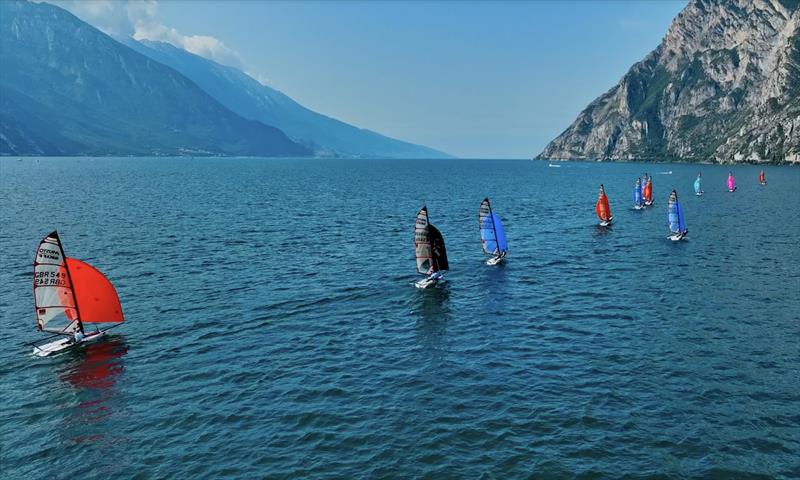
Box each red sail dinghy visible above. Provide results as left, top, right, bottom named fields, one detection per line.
left=32, top=231, right=124, bottom=357
left=596, top=184, right=613, bottom=226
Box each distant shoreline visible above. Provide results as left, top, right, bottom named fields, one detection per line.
left=3, top=155, right=796, bottom=165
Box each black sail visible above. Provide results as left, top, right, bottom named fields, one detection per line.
left=428, top=224, right=449, bottom=272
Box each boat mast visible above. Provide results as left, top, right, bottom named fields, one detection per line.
left=54, top=231, right=83, bottom=334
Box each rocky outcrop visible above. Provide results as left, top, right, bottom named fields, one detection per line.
left=537, top=0, right=800, bottom=164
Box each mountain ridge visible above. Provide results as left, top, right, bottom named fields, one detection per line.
left=0, top=0, right=310, bottom=157
left=122, top=38, right=451, bottom=159
left=537, top=0, right=800, bottom=164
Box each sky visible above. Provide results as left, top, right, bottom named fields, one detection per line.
left=56, top=0, right=688, bottom=158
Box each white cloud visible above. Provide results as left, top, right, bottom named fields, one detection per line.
left=49, top=0, right=134, bottom=37
left=246, top=71, right=271, bottom=86
left=53, top=0, right=244, bottom=68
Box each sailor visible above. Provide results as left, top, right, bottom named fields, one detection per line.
left=72, top=329, right=84, bottom=344
left=426, top=265, right=442, bottom=282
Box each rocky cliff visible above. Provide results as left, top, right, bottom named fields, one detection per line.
left=537, top=0, right=800, bottom=164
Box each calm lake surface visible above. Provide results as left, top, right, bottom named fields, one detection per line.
left=1, top=157, right=798, bottom=479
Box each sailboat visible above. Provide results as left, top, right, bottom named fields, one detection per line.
left=32, top=231, right=124, bottom=357
left=414, top=207, right=449, bottom=288
left=727, top=172, right=737, bottom=192
left=632, top=177, right=644, bottom=210
left=643, top=174, right=654, bottom=206
left=694, top=173, right=703, bottom=196
left=595, top=184, right=613, bottom=227
left=479, top=198, right=508, bottom=265
left=759, top=169, right=766, bottom=185
left=667, top=191, right=688, bottom=241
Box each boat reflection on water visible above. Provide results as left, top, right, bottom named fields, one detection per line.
left=412, top=287, right=452, bottom=358
left=62, top=337, right=128, bottom=390
left=60, top=337, right=128, bottom=426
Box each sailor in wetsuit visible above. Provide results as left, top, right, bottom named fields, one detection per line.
left=71, top=329, right=84, bottom=345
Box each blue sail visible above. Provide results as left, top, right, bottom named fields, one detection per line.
left=491, top=213, right=508, bottom=253
left=633, top=184, right=643, bottom=206
left=677, top=202, right=686, bottom=232
left=668, top=201, right=681, bottom=233
left=480, top=213, right=508, bottom=254
left=693, top=177, right=701, bottom=194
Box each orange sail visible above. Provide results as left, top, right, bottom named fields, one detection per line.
left=596, top=193, right=611, bottom=221
left=644, top=181, right=652, bottom=202
left=66, top=258, right=124, bottom=324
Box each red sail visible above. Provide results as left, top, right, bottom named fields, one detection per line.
left=66, top=258, right=124, bottom=324
left=644, top=181, right=652, bottom=202
left=596, top=194, right=611, bottom=221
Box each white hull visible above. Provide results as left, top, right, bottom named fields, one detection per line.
left=668, top=232, right=687, bottom=242
left=415, top=278, right=438, bottom=289
left=486, top=256, right=505, bottom=266
left=634, top=205, right=644, bottom=210
left=644, top=201, right=654, bottom=206
left=599, top=218, right=612, bottom=227
left=32, top=331, right=105, bottom=357
left=695, top=192, right=703, bottom=196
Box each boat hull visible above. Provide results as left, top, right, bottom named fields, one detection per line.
left=668, top=232, right=687, bottom=242
left=32, top=331, right=105, bottom=357
left=486, top=256, right=505, bottom=266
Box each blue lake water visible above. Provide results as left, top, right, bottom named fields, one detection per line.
left=1, top=157, right=799, bottom=478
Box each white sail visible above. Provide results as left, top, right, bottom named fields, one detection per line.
left=33, top=231, right=80, bottom=334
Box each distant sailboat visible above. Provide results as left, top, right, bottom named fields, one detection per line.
left=694, top=173, right=703, bottom=196
left=643, top=174, right=654, bottom=206
left=32, top=231, right=124, bottom=357
left=667, top=191, right=688, bottom=241
left=479, top=198, right=508, bottom=265
left=414, top=207, right=449, bottom=288
left=759, top=169, right=766, bottom=185
left=595, top=184, right=613, bottom=227
left=727, top=172, right=737, bottom=192
left=633, top=177, right=644, bottom=210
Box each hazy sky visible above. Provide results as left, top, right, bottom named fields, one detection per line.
left=58, top=0, right=687, bottom=158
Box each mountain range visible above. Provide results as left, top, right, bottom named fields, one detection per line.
left=0, top=0, right=448, bottom=158
left=122, top=39, right=449, bottom=159
left=537, top=0, right=800, bottom=164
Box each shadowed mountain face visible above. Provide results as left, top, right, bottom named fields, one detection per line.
left=123, top=39, right=451, bottom=159
left=0, top=0, right=310, bottom=156
left=538, top=0, right=800, bottom=164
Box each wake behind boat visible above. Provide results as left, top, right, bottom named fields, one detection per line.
left=479, top=198, right=508, bottom=265
left=31, top=231, right=124, bottom=357
left=414, top=207, right=449, bottom=288
left=595, top=184, right=613, bottom=227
